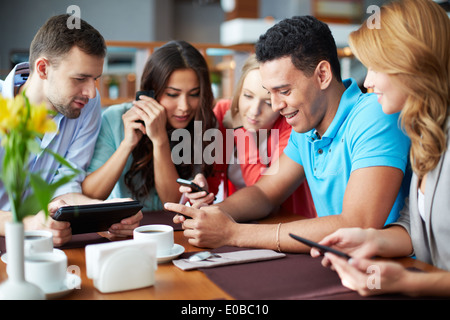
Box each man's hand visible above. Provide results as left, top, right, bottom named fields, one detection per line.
left=166, top=202, right=236, bottom=248
left=23, top=199, right=72, bottom=247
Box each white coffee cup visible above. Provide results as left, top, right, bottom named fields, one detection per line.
left=133, top=225, right=174, bottom=256
left=24, top=230, right=53, bottom=256
left=25, top=249, right=67, bottom=293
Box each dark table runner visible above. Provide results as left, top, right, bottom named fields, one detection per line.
left=193, top=246, right=437, bottom=300
left=191, top=246, right=352, bottom=300
left=0, top=210, right=180, bottom=252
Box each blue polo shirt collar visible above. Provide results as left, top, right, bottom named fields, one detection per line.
left=307, top=78, right=361, bottom=144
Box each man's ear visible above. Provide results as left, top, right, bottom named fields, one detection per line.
left=315, top=60, right=333, bottom=90
left=35, top=58, right=50, bottom=80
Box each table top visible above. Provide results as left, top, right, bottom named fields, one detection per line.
left=0, top=209, right=442, bottom=300
left=62, top=230, right=232, bottom=300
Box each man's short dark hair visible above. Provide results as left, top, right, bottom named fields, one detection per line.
left=256, top=15, right=342, bottom=82
left=29, top=14, right=106, bottom=71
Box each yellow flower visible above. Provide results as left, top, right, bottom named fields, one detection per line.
left=27, top=103, right=57, bottom=135
left=0, top=95, right=56, bottom=136
left=0, top=95, right=20, bottom=133
left=1, top=92, right=76, bottom=222
left=0, top=96, right=8, bottom=134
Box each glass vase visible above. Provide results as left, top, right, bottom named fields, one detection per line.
left=0, top=221, right=45, bottom=300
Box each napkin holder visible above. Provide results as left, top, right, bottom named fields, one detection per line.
left=85, top=239, right=157, bottom=293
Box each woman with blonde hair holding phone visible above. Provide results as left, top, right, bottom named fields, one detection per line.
left=312, top=0, right=450, bottom=297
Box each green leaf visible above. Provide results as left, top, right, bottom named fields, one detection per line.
left=26, top=174, right=54, bottom=219
left=27, top=172, right=77, bottom=220
left=18, top=193, right=42, bottom=219
left=27, top=139, right=43, bottom=156
left=44, top=149, right=80, bottom=175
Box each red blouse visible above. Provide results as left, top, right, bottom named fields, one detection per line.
left=213, top=99, right=316, bottom=218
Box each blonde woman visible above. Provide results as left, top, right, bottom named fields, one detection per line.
left=181, top=54, right=316, bottom=218
left=312, top=0, right=450, bottom=297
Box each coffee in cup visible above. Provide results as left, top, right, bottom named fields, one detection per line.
left=133, top=225, right=174, bottom=256
left=24, top=230, right=53, bottom=257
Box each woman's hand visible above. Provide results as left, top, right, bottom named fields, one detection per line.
left=121, top=107, right=145, bottom=151
left=325, top=253, right=411, bottom=296
left=132, top=95, right=168, bottom=146
left=107, top=210, right=143, bottom=239
left=311, top=228, right=381, bottom=267
left=179, top=173, right=216, bottom=206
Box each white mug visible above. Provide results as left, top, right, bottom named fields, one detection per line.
left=133, top=225, right=174, bottom=256
left=24, top=230, right=53, bottom=257
left=25, top=249, right=67, bottom=293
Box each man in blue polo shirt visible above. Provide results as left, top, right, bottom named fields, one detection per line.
left=283, top=77, right=408, bottom=225
left=166, top=16, right=410, bottom=252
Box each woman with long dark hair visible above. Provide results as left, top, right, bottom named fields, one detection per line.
left=83, top=40, right=218, bottom=210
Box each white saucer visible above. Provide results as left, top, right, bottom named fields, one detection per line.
left=45, top=273, right=81, bottom=299
left=1, top=248, right=65, bottom=264
left=157, top=244, right=185, bottom=264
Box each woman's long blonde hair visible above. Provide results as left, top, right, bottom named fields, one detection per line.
left=349, top=0, right=450, bottom=178
left=230, top=54, right=260, bottom=118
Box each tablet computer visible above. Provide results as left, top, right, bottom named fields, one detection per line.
left=53, top=200, right=143, bottom=234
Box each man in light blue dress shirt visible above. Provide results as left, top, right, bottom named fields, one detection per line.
left=0, top=14, right=142, bottom=245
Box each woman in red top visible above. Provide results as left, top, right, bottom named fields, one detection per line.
left=182, top=54, right=315, bottom=218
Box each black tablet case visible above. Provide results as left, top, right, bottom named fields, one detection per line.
left=53, top=201, right=143, bottom=234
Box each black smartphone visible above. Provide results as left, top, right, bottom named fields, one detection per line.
left=289, top=233, right=351, bottom=260
left=135, top=90, right=155, bottom=125
left=176, top=178, right=206, bottom=193
left=135, top=90, right=155, bottom=101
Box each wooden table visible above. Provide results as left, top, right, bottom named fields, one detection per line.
left=47, top=209, right=302, bottom=300
left=0, top=209, right=442, bottom=300
left=62, top=229, right=232, bottom=300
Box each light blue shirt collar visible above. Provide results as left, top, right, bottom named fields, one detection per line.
left=307, top=78, right=361, bottom=143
